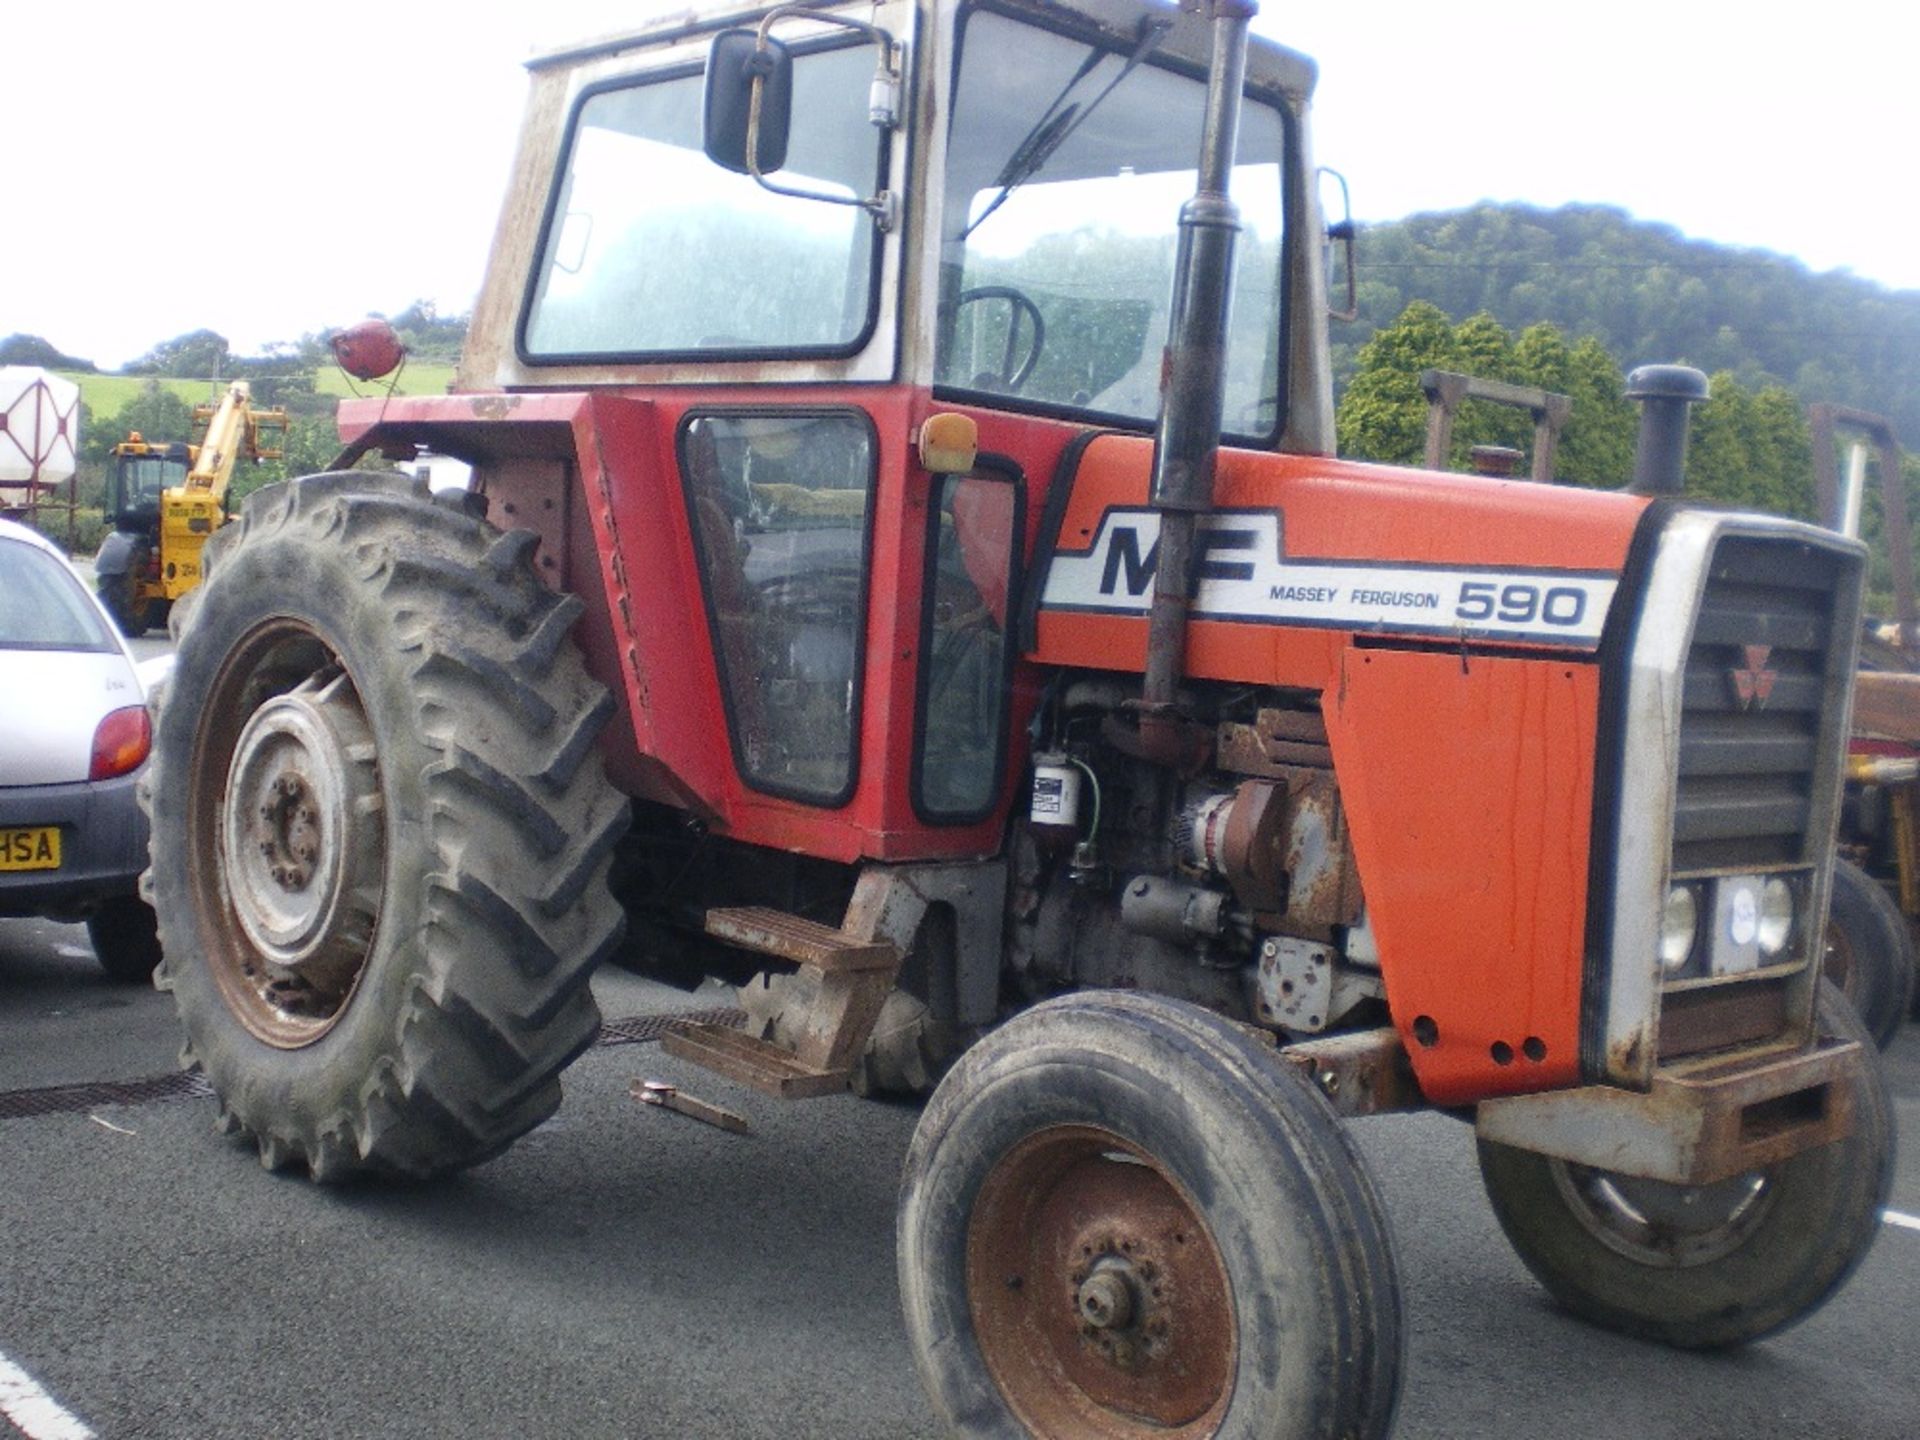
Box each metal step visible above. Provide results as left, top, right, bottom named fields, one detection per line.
left=661, top=1022, right=850, bottom=1100
left=703, top=906, right=897, bottom=972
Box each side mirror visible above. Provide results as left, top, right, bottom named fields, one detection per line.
left=1318, top=166, right=1358, bottom=323
left=704, top=28, right=792, bottom=176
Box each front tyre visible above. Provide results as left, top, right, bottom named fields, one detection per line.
left=148, top=473, right=628, bottom=1180
left=899, top=991, right=1404, bottom=1440
left=1823, top=856, right=1915, bottom=1049
left=1476, top=982, right=1892, bottom=1348
left=97, top=552, right=155, bottom=637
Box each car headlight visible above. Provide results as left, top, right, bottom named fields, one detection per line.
left=1757, top=877, right=1793, bottom=956
left=1659, top=884, right=1698, bottom=974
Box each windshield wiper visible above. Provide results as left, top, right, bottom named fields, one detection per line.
left=961, top=14, right=1175, bottom=241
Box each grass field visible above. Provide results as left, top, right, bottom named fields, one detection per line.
left=59, top=361, right=458, bottom=422
left=314, top=360, right=457, bottom=398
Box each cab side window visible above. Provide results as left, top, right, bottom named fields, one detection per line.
left=682, top=412, right=875, bottom=803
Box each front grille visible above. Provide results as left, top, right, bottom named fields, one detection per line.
left=1671, top=536, right=1854, bottom=875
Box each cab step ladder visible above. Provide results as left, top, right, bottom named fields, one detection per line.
left=662, top=906, right=902, bottom=1098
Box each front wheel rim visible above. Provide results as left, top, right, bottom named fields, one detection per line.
left=965, top=1125, right=1236, bottom=1439
left=1551, top=1160, right=1776, bottom=1268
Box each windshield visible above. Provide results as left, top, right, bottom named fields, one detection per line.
left=938, top=6, right=1288, bottom=436
left=0, top=538, right=115, bottom=652
left=523, top=42, right=887, bottom=360
left=114, top=456, right=186, bottom=511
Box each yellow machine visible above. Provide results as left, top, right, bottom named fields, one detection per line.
left=94, top=381, right=288, bottom=634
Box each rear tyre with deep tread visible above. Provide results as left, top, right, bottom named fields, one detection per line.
left=147, top=472, right=628, bottom=1180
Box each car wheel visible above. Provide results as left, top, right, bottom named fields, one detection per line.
left=147, top=472, right=628, bottom=1180
left=86, top=895, right=162, bottom=983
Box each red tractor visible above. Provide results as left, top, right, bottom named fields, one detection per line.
left=146, top=2, right=1891, bottom=1434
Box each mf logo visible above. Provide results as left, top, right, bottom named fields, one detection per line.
left=1098, top=523, right=1260, bottom=597
left=1729, top=644, right=1778, bottom=710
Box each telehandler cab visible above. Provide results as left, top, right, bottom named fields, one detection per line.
left=146, top=2, right=1891, bottom=1434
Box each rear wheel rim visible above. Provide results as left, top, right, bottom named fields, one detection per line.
left=192, top=620, right=386, bottom=1047
left=965, top=1125, right=1235, bottom=1439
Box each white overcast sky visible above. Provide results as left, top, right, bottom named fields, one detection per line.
left=3, top=1, right=1915, bottom=369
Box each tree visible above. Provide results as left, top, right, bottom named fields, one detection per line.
left=1336, top=303, right=1635, bottom=480
left=81, top=382, right=194, bottom=462
left=1687, top=374, right=1815, bottom=520
left=126, top=329, right=231, bottom=379
left=226, top=415, right=344, bottom=508
left=1557, top=336, right=1636, bottom=488
left=0, top=333, right=95, bottom=371
left=1343, top=201, right=1920, bottom=452
left=1336, top=301, right=1454, bottom=464
left=384, top=300, right=469, bottom=361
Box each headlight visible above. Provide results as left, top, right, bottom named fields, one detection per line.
left=1659, top=885, right=1698, bottom=974
left=1757, top=877, right=1793, bottom=956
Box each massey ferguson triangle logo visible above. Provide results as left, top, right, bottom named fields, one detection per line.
left=1731, top=644, right=1778, bottom=710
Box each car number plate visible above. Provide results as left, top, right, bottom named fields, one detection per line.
left=0, top=827, right=61, bottom=871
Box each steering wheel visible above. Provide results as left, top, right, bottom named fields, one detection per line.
left=956, top=286, right=1045, bottom=392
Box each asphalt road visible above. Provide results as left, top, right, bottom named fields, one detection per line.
left=1, top=912, right=1916, bottom=1440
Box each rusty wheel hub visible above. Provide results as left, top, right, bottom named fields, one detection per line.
left=966, top=1126, right=1234, bottom=1438
left=216, top=665, right=384, bottom=1039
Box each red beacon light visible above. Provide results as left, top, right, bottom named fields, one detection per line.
left=329, top=318, right=408, bottom=382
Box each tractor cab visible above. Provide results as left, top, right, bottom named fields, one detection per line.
left=338, top=0, right=1328, bottom=864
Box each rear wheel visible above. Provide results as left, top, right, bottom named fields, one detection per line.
left=147, top=472, right=628, bottom=1179
left=1477, top=982, right=1892, bottom=1348
left=899, top=990, right=1404, bottom=1439
left=1823, top=856, right=1915, bottom=1048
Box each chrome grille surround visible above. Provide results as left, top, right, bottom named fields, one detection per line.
left=1600, top=511, right=1864, bottom=1088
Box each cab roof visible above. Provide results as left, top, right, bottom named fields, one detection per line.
left=526, top=0, right=1317, bottom=103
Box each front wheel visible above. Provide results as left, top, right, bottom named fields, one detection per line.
left=147, top=473, right=628, bottom=1180
left=1477, top=982, right=1892, bottom=1348
left=1823, top=856, right=1915, bottom=1049
left=899, top=990, right=1404, bottom=1439
left=97, top=555, right=155, bottom=638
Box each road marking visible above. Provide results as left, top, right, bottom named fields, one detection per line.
left=0, top=1353, right=93, bottom=1440
left=1886, top=1209, right=1920, bottom=1233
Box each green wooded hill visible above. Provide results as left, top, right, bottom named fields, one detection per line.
left=1340, top=203, right=1920, bottom=443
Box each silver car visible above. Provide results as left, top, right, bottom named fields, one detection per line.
left=0, top=517, right=162, bottom=980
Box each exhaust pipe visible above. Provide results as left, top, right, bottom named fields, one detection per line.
left=1625, top=364, right=1709, bottom=497
left=1138, top=1, right=1257, bottom=760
